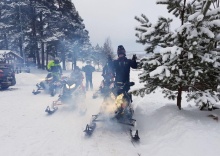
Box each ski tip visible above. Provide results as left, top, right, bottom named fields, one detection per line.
left=132, top=136, right=140, bottom=141
left=32, top=90, right=40, bottom=95
left=45, top=106, right=50, bottom=112
left=84, top=123, right=96, bottom=136
left=130, top=129, right=140, bottom=141
left=45, top=106, right=58, bottom=114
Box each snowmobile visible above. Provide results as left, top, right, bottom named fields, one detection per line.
left=0, top=63, right=16, bottom=90
left=59, top=78, right=86, bottom=103
left=84, top=81, right=140, bottom=141
left=45, top=77, right=86, bottom=114
left=32, top=72, right=64, bottom=96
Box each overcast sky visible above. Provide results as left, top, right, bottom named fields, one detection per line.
left=72, top=0, right=179, bottom=55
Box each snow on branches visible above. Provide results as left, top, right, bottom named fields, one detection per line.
left=134, top=0, right=220, bottom=109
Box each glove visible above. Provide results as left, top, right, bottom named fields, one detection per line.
left=132, top=54, right=137, bottom=61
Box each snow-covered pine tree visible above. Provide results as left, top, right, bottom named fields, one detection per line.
left=0, top=0, right=90, bottom=69
left=102, top=37, right=114, bottom=63
left=134, top=0, right=220, bottom=110
left=0, top=0, right=29, bottom=56
left=89, top=44, right=104, bottom=69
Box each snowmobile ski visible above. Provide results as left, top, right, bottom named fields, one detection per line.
left=84, top=123, right=96, bottom=135
left=130, top=129, right=140, bottom=141
left=45, top=99, right=65, bottom=115
left=45, top=106, right=58, bottom=114
left=83, top=114, right=99, bottom=135
left=32, top=84, right=43, bottom=95
left=32, top=89, right=41, bottom=95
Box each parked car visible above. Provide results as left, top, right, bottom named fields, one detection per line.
left=0, top=63, right=16, bottom=89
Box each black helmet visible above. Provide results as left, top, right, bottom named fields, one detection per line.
left=86, top=60, right=91, bottom=64
left=117, top=45, right=126, bottom=56
left=54, top=57, right=60, bottom=64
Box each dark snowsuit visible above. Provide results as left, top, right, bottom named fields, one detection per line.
left=82, top=65, right=95, bottom=91
left=98, top=61, right=114, bottom=95
left=113, top=56, right=137, bottom=92
left=102, top=61, right=115, bottom=82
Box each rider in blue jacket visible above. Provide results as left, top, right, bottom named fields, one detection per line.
left=113, top=45, right=137, bottom=92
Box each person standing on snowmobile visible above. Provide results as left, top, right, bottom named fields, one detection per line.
left=113, top=45, right=137, bottom=93
left=70, top=66, right=84, bottom=86
left=47, top=57, right=62, bottom=81
left=102, top=55, right=115, bottom=82
left=82, top=60, right=95, bottom=91
left=100, top=55, right=115, bottom=94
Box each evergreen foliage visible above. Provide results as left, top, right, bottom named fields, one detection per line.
left=83, top=38, right=114, bottom=70
left=101, top=37, right=114, bottom=63
left=134, top=0, right=220, bottom=109
left=0, top=0, right=90, bottom=69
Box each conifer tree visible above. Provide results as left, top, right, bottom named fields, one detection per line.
left=0, top=0, right=90, bottom=69
left=134, top=0, right=220, bottom=110
left=102, top=37, right=114, bottom=63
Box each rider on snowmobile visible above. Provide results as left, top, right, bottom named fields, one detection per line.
left=47, top=57, right=62, bottom=81
left=84, top=46, right=140, bottom=140
left=60, top=66, right=84, bottom=100
left=113, top=45, right=137, bottom=94
left=102, top=55, right=114, bottom=81
left=35, top=57, right=62, bottom=95
left=100, top=55, right=115, bottom=95
left=92, top=56, right=115, bottom=99
left=70, top=66, right=84, bottom=87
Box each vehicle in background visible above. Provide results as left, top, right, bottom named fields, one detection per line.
left=0, top=63, right=16, bottom=89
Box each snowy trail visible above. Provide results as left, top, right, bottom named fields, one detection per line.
left=0, top=70, right=140, bottom=156
left=0, top=69, right=220, bottom=156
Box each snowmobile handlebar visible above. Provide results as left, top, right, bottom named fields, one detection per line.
left=115, top=81, right=135, bottom=87
left=129, top=82, right=135, bottom=86
left=114, top=82, right=135, bottom=94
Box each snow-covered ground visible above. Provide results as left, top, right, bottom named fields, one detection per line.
left=0, top=68, right=220, bottom=156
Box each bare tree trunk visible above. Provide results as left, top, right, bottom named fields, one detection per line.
left=177, top=0, right=187, bottom=110
left=177, top=86, right=182, bottom=110
left=61, top=51, right=66, bottom=70
left=19, top=37, right=23, bottom=57
left=46, top=48, right=49, bottom=69
left=4, top=33, right=8, bottom=49
left=31, top=0, right=40, bottom=68
left=72, top=51, right=77, bottom=70
left=39, top=11, right=45, bottom=70
left=41, top=43, right=45, bottom=69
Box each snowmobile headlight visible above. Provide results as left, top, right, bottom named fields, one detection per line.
left=115, top=94, right=124, bottom=108
left=66, top=84, right=70, bottom=89
left=70, top=83, right=76, bottom=89
left=66, top=83, right=76, bottom=89
left=46, top=77, right=53, bottom=81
